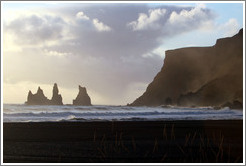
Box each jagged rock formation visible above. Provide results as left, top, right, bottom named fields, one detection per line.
left=73, top=85, right=92, bottom=106
left=25, top=83, right=63, bottom=105
left=50, top=83, right=63, bottom=105
left=25, top=87, right=50, bottom=105
left=130, top=29, right=243, bottom=109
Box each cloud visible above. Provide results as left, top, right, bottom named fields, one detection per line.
left=3, top=3, right=239, bottom=105
left=75, top=11, right=112, bottom=32
left=92, top=18, right=112, bottom=32
left=169, top=4, right=207, bottom=24
left=128, top=8, right=166, bottom=30
left=5, top=15, right=66, bottom=45
left=219, top=18, right=239, bottom=37
left=126, top=4, right=215, bottom=38
left=44, top=49, right=71, bottom=57
left=166, top=4, right=215, bottom=34
left=76, top=11, right=89, bottom=20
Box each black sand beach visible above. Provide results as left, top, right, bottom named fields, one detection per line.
left=3, top=120, right=243, bottom=163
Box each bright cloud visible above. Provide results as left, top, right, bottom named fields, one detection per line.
left=219, top=18, right=239, bottom=37
left=76, top=11, right=89, bottom=20
left=92, top=18, right=112, bottom=32
left=167, top=4, right=215, bottom=32
left=44, top=49, right=71, bottom=57
left=75, top=11, right=112, bottom=32
left=128, top=8, right=166, bottom=30
left=127, top=4, right=216, bottom=37
left=169, top=4, right=207, bottom=24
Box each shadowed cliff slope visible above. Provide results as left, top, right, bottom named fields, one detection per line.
left=130, top=29, right=243, bottom=108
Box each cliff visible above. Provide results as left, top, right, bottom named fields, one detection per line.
left=25, top=83, right=63, bottom=105
left=130, top=29, right=243, bottom=108
left=73, top=85, right=92, bottom=106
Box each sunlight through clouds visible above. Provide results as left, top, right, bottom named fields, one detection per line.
left=2, top=2, right=243, bottom=105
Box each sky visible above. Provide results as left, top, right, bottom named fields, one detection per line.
left=2, top=2, right=244, bottom=105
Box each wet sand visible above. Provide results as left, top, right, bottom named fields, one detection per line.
left=3, top=120, right=243, bottom=163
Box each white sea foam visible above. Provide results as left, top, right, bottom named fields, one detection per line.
left=2, top=104, right=243, bottom=122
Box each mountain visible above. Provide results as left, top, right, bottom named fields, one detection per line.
left=130, top=29, right=243, bottom=109
left=25, top=83, right=63, bottom=105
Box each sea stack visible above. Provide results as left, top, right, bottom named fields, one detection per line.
left=25, top=87, right=50, bottom=105
left=50, top=83, right=63, bottom=105
left=25, top=83, right=63, bottom=105
left=73, top=85, right=92, bottom=106
left=130, top=29, right=243, bottom=109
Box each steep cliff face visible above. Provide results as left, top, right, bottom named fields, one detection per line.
left=73, top=85, right=92, bottom=106
left=130, top=29, right=243, bottom=108
left=25, top=83, right=63, bottom=105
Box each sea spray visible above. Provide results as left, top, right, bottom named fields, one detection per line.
left=3, top=104, right=243, bottom=122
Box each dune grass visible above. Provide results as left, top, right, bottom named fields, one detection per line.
left=90, top=123, right=242, bottom=163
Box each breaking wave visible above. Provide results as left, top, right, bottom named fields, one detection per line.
left=3, top=104, right=242, bottom=122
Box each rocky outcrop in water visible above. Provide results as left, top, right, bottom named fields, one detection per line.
left=73, top=85, right=92, bottom=106
left=25, top=87, right=50, bottom=105
left=50, top=83, right=63, bottom=105
left=130, top=29, right=243, bottom=109
left=25, top=83, right=63, bottom=105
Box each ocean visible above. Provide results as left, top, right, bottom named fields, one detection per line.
left=2, top=104, right=243, bottom=122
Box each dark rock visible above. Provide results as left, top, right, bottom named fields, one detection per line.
left=73, top=85, right=92, bottom=106
left=165, top=97, right=172, bottom=105
left=25, top=83, right=63, bottom=105
left=222, top=100, right=243, bottom=110
left=25, top=87, right=50, bottom=105
left=50, top=83, right=63, bottom=105
left=130, top=29, right=243, bottom=109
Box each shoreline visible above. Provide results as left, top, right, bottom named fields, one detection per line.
left=3, top=120, right=243, bottom=163
left=4, top=103, right=244, bottom=109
